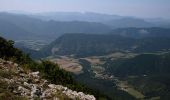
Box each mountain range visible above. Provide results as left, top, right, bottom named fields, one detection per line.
left=31, top=12, right=170, bottom=28
left=39, top=31, right=170, bottom=58
left=1, top=11, right=170, bottom=100
left=1, top=12, right=170, bottom=42
left=0, top=12, right=112, bottom=41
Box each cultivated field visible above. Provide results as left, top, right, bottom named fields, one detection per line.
left=47, top=56, right=83, bottom=74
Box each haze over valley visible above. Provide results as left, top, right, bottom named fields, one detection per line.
left=1, top=0, right=170, bottom=100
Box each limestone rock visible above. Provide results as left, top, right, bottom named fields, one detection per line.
left=0, top=59, right=96, bottom=100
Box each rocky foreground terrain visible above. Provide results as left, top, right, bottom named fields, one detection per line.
left=0, top=58, right=95, bottom=100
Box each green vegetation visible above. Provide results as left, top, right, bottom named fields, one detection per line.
left=0, top=36, right=108, bottom=99
left=0, top=76, right=28, bottom=100
left=75, top=59, right=136, bottom=100
left=1, top=12, right=170, bottom=100
left=126, top=87, right=145, bottom=99
left=106, top=53, right=170, bottom=76
left=105, top=53, right=170, bottom=99
left=40, top=33, right=170, bottom=58
left=0, top=36, right=31, bottom=63
left=127, top=75, right=170, bottom=100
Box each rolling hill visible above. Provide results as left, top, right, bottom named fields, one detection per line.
left=0, top=12, right=112, bottom=41
left=105, top=53, right=170, bottom=99
left=40, top=33, right=170, bottom=57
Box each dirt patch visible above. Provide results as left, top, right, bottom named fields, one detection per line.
left=48, top=56, right=83, bottom=74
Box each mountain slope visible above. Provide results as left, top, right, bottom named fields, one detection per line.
left=110, top=27, right=170, bottom=38
left=0, top=36, right=113, bottom=99
left=105, top=18, right=154, bottom=28
left=30, top=12, right=123, bottom=22
left=0, top=19, right=32, bottom=40
left=30, top=12, right=157, bottom=28
left=0, top=12, right=112, bottom=41
left=106, top=53, right=170, bottom=76
left=42, top=34, right=136, bottom=57
left=0, top=59, right=95, bottom=100
left=41, top=33, right=170, bottom=57
left=105, top=53, right=170, bottom=99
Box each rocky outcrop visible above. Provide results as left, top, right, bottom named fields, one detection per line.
left=0, top=59, right=96, bottom=100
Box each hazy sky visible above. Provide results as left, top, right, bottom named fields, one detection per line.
left=0, top=0, right=170, bottom=18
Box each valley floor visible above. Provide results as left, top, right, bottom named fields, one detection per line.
left=116, top=80, right=145, bottom=99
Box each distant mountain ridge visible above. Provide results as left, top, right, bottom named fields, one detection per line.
left=1, top=12, right=170, bottom=42
left=105, top=18, right=154, bottom=28
left=0, top=18, right=32, bottom=40
left=110, top=27, right=170, bottom=38
left=0, top=12, right=112, bottom=41
left=31, top=12, right=124, bottom=22
left=106, top=53, right=170, bottom=76
left=41, top=32, right=170, bottom=57
left=31, top=12, right=170, bottom=28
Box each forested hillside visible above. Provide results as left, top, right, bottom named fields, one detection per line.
left=106, top=53, right=170, bottom=76
left=41, top=33, right=170, bottom=58
left=105, top=53, right=170, bottom=99
left=0, top=36, right=110, bottom=99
